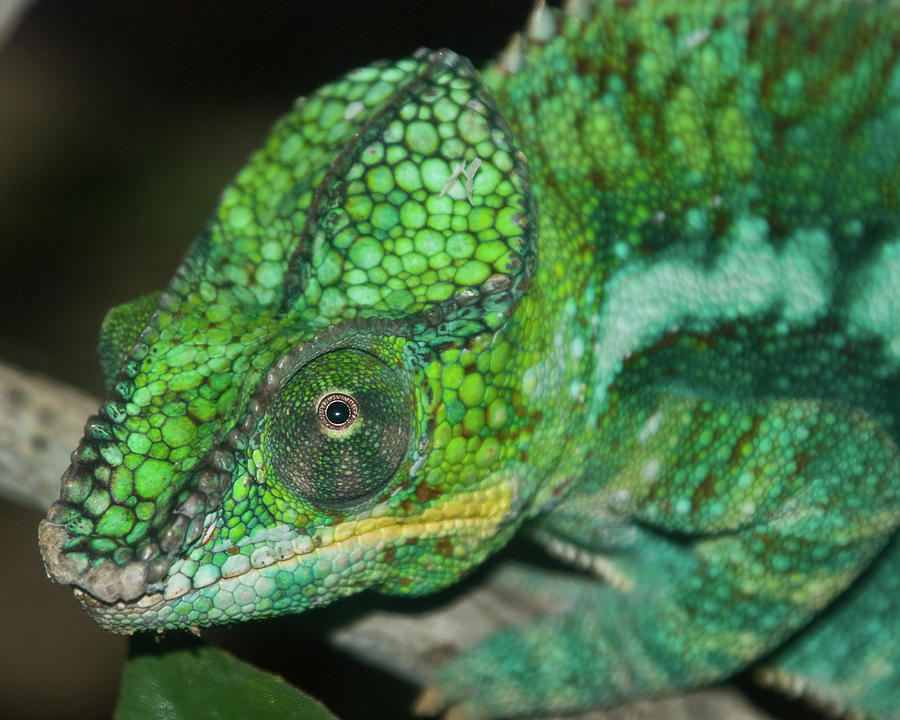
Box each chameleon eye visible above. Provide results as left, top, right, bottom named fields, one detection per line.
left=264, top=349, right=414, bottom=508
left=319, top=393, right=358, bottom=429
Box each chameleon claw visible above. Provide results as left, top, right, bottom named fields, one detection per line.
left=412, top=685, right=487, bottom=720
left=411, top=684, right=447, bottom=716
left=443, top=703, right=488, bottom=720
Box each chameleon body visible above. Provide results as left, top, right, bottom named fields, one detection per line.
left=39, top=1, right=900, bottom=717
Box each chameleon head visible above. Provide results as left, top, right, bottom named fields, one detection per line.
left=37, top=48, right=539, bottom=632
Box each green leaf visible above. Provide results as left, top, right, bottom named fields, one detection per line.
left=115, top=635, right=338, bottom=720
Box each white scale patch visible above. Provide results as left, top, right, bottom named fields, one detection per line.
left=638, top=411, right=664, bottom=444
left=640, top=457, right=661, bottom=481
left=343, top=100, right=365, bottom=121
left=683, top=27, right=711, bottom=49
left=845, top=238, right=900, bottom=360
left=590, top=214, right=836, bottom=410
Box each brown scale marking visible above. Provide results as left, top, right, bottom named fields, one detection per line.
left=804, top=12, right=829, bottom=56
left=424, top=416, right=436, bottom=441
left=715, top=321, right=740, bottom=342
left=750, top=12, right=789, bottom=109
left=552, top=476, right=576, bottom=497
left=523, top=411, right=544, bottom=437
left=382, top=546, right=397, bottom=564
left=415, top=482, right=441, bottom=504
left=661, top=13, right=678, bottom=36
left=401, top=499, right=415, bottom=514
left=627, top=37, right=690, bottom=167
left=690, top=468, right=722, bottom=506
left=774, top=13, right=799, bottom=56
left=574, top=53, right=592, bottom=80
left=727, top=414, right=763, bottom=469
left=710, top=206, right=734, bottom=244
left=577, top=238, right=597, bottom=260
left=184, top=410, right=205, bottom=428
left=674, top=411, right=719, bottom=465
left=766, top=117, right=799, bottom=163
left=227, top=545, right=239, bottom=555
left=689, top=334, right=717, bottom=354
left=597, top=408, right=618, bottom=432
left=767, top=207, right=790, bottom=243
left=745, top=7, right=765, bottom=62
left=652, top=329, right=683, bottom=351
left=503, top=427, right=523, bottom=448
left=587, top=169, right=611, bottom=192
left=793, top=451, right=810, bottom=480
left=434, top=537, right=454, bottom=558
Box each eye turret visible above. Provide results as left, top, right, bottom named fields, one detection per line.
left=264, top=349, right=414, bottom=508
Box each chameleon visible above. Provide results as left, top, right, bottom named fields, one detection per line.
left=37, top=0, right=900, bottom=717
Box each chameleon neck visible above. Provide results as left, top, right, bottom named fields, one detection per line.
left=476, top=16, right=627, bottom=513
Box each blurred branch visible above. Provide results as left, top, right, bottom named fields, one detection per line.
left=0, top=0, right=34, bottom=46
left=0, top=361, right=95, bottom=511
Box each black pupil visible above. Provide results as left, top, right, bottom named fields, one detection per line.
left=325, top=400, right=351, bottom=425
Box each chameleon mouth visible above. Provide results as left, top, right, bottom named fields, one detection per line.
left=65, top=479, right=520, bottom=633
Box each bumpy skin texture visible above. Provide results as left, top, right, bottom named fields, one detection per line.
left=39, top=1, right=900, bottom=717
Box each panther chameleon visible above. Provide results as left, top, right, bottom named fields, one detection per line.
left=39, top=1, right=900, bottom=717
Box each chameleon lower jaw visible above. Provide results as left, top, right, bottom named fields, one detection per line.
left=52, top=478, right=524, bottom=634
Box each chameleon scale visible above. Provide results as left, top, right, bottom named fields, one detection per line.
left=39, top=1, right=900, bottom=718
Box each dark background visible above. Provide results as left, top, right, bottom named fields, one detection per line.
left=0, top=2, right=532, bottom=719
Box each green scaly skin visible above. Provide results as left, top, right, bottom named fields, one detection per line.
left=39, top=1, right=900, bottom=717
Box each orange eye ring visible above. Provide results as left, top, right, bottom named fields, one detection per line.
left=317, top=392, right=359, bottom=430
